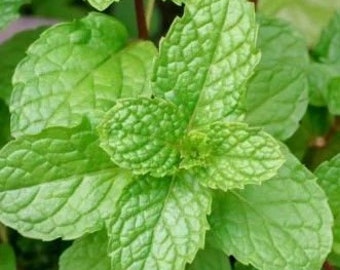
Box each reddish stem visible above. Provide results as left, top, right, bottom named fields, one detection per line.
left=134, top=0, right=148, bottom=39
left=323, top=261, right=335, bottom=270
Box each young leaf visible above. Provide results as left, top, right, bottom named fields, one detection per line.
left=186, top=245, right=231, bottom=270
left=245, top=17, right=309, bottom=140
left=98, top=98, right=186, bottom=177
left=182, top=122, right=284, bottom=191
left=11, top=12, right=156, bottom=137
left=258, top=0, right=340, bottom=46
left=108, top=173, right=212, bottom=270
left=87, top=0, right=118, bottom=11
left=153, top=0, right=259, bottom=127
left=0, top=121, right=132, bottom=240
left=0, top=28, right=45, bottom=104
left=0, top=0, right=28, bottom=29
left=59, top=230, right=111, bottom=270
left=315, top=154, right=340, bottom=256
left=208, top=149, right=333, bottom=270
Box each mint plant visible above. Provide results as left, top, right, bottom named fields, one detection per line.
left=0, top=0, right=339, bottom=269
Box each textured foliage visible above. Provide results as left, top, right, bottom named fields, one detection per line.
left=0, top=0, right=337, bottom=269
left=0, top=121, right=132, bottom=240
left=99, top=98, right=186, bottom=177
left=153, top=0, right=259, bottom=127
left=10, top=13, right=156, bottom=137
left=185, top=123, right=284, bottom=190
left=108, top=174, right=211, bottom=270
left=208, top=150, right=333, bottom=270
left=245, top=17, right=309, bottom=140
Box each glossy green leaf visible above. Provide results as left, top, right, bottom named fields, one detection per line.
left=208, top=149, right=333, bottom=270
left=0, top=244, right=16, bottom=270
left=59, top=230, right=111, bottom=270
left=0, top=121, right=132, bottom=240
left=315, top=154, right=340, bottom=256
left=87, top=0, right=118, bottom=11
left=0, top=0, right=28, bottom=29
left=245, top=17, right=309, bottom=140
left=11, top=12, right=156, bottom=137
left=108, top=173, right=212, bottom=270
left=153, top=0, right=259, bottom=127
left=182, top=122, right=284, bottom=191
left=0, top=28, right=45, bottom=104
left=99, top=98, right=186, bottom=177
left=258, top=0, right=340, bottom=46
left=186, top=245, right=231, bottom=270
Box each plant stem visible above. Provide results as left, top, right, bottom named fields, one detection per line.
left=134, top=0, right=148, bottom=39
left=323, top=261, right=335, bottom=270
left=146, top=0, right=155, bottom=30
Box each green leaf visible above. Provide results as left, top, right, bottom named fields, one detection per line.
left=314, top=12, right=340, bottom=64
left=11, top=12, right=156, bottom=137
left=98, top=98, right=186, bottom=177
left=315, top=154, right=340, bottom=256
left=108, top=173, right=212, bottom=270
left=306, top=63, right=335, bottom=107
left=245, top=17, right=309, bottom=140
left=208, top=149, right=333, bottom=270
left=328, top=78, right=340, bottom=115
left=0, top=28, right=45, bottom=104
left=0, top=0, right=29, bottom=29
left=153, top=0, right=259, bottom=128
left=0, top=121, right=132, bottom=240
left=0, top=244, right=16, bottom=270
left=258, top=0, right=340, bottom=46
left=87, top=0, right=118, bottom=11
left=59, top=230, right=111, bottom=270
left=186, top=245, right=231, bottom=270
left=182, top=122, right=284, bottom=191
